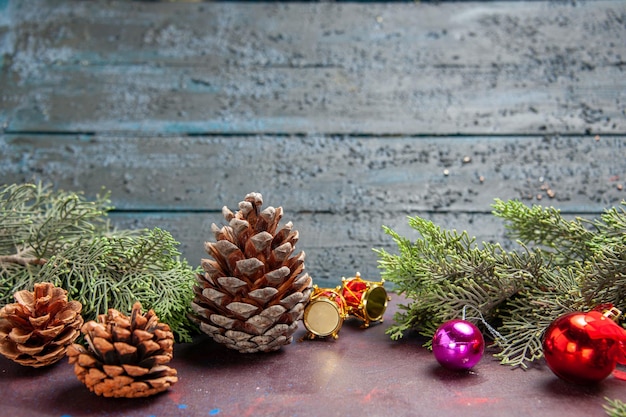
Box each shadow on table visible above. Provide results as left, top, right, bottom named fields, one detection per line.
left=542, top=375, right=609, bottom=397
left=174, top=333, right=286, bottom=369
left=48, top=381, right=162, bottom=416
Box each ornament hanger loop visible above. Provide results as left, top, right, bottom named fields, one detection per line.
left=462, top=305, right=507, bottom=343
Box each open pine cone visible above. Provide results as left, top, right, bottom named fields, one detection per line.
left=191, top=192, right=313, bottom=353
left=67, top=302, right=177, bottom=398
left=0, top=282, right=83, bottom=367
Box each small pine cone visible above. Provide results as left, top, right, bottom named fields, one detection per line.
left=191, top=192, right=313, bottom=353
left=67, top=302, right=178, bottom=398
left=0, top=282, right=83, bottom=367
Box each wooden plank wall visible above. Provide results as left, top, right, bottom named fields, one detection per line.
left=1, top=1, right=625, bottom=286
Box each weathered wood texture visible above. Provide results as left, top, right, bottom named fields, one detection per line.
left=1, top=1, right=625, bottom=135
left=2, top=133, right=625, bottom=279
left=1, top=1, right=625, bottom=284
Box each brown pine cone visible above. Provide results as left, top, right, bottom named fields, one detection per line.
left=67, top=302, right=178, bottom=398
left=0, top=282, right=83, bottom=367
left=191, top=192, right=313, bottom=353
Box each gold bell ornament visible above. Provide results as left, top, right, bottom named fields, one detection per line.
left=302, top=286, right=348, bottom=340
left=340, top=272, right=389, bottom=328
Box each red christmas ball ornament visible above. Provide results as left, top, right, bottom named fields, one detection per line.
left=543, top=308, right=626, bottom=384
left=432, top=319, right=484, bottom=371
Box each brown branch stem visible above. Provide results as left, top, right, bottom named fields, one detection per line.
left=0, top=255, right=48, bottom=266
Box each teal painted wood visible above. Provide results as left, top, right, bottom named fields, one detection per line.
left=1, top=1, right=625, bottom=135
left=108, top=210, right=511, bottom=285
left=3, top=132, right=624, bottom=282
left=2, top=134, right=624, bottom=212
left=1, top=1, right=626, bottom=282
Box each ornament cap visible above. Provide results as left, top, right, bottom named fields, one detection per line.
left=602, top=307, right=622, bottom=322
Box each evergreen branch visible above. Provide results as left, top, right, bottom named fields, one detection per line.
left=494, top=319, right=546, bottom=369
left=0, top=254, right=47, bottom=266
left=492, top=199, right=596, bottom=263
left=378, top=199, right=626, bottom=368
left=0, top=183, right=199, bottom=342
left=605, top=398, right=626, bottom=417
left=580, top=251, right=626, bottom=308
left=495, top=267, right=580, bottom=367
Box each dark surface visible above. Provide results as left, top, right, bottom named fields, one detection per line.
left=2, top=295, right=626, bottom=417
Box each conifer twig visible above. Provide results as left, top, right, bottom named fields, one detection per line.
left=604, top=397, right=626, bottom=417
left=0, top=183, right=198, bottom=342
left=0, top=254, right=47, bottom=266
left=377, top=199, right=626, bottom=368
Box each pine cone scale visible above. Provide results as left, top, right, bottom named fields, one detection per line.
left=36, top=347, right=66, bottom=362
left=93, top=337, right=115, bottom=354
left=266, top=267, right=290, bottom=285
left=279, top=292, right=304, bottom=309
left=122, top=364, right=149, bottom=377
left=216, top=277, right=247, bottom=296
left=244, top=315, right=274, bottom=335
left=37, top=324, right=64, bottom=338
left=133, top=329, right=154, bottom=343
left=13, top=291, right=35, bottom=312
left=56, top=304, right=82, bottom=322
left=261, top=305, right=287, bottom=319
left=235, top=258, right=265, bottom=280
left=103, top=364, right=125, bottom=377
left=248, top=287, right=279, bottom=304
left=76, top=351, right=98, bottom=367
left=16, top=344, right=46, bottom=355
left=54, top=327, right=81, bottom=345
left=226, top=302, right=259, bottom=319
left=139, top=340, right=161, bottom=355
left=8, top=327, right=32, bottom=344
left=114, top=341, right=138, bottom=356
left=210, top=314, right=235, bottom=328
left=85, top=368, right=108, bottom=386
left=28, top=314, right=50, bottom=327
left=294, top=273, right=313, bottom=291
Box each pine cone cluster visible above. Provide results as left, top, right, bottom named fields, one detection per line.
left=67, top=302, right=177, bottom=398
left=191, top=192, right=313, bottom=353
left=0, top=282, right=83, bottom=367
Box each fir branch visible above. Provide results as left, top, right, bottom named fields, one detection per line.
left=494, top=267, right=580, bottom=367
left=0, top=183, right=111, bottom=261
left=605, top=398, right=626, bottom=417
left=492, top=199, right=595, bottom=263
left=0, top=254, right=47, bottom=266
left=581, top=247, right=626, bottom=307
left=38, top=230, right=197, bottom=341
left=0, top=183, right=199, bottom=342
left=378, top=199, right=626, bottom=368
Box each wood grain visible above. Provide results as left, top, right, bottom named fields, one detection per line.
left=107, top=210, right=512, bottom=285
left=3, top=133, right=624, bottom=284
left=1, top=1, right=625, bottom=285
left=1, top=1, right=625, bottom=135
left=2, top=134, right=624, bottom=212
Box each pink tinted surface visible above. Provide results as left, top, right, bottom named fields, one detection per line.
left=2, top=295, right=625, bottom=417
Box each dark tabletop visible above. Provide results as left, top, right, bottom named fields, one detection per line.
left=2, top=294, right=626, bottom=417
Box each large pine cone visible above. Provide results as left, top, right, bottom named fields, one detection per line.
left=67, top=302, right=177, bottom=398
left=191, top=192, right=313, bottom=353
left=0, top=282, right=83, bottom=367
